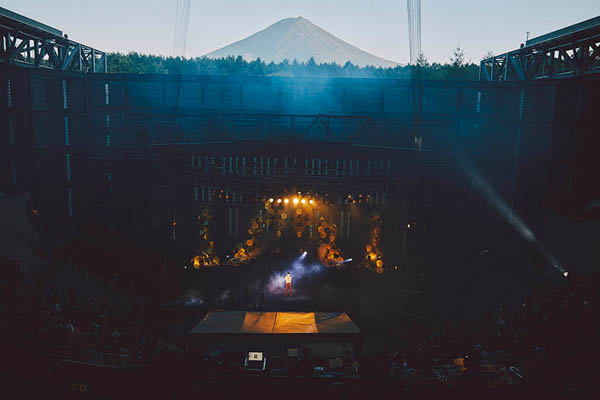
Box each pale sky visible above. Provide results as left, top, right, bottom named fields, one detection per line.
left=3, top=0, right=599, bottom=64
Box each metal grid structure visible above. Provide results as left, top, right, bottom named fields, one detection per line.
left=102, top=112, right=452, bottom=153
left=480, top=15, right=600, bottom=81
left=5, top=66, right=594, bottom=215
left=2, top=67, right=599, bottom=272
left=0, top=7, right=106, bottom=72
left=77, top=73, right=491, bottom=155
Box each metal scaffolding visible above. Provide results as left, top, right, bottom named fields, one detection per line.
left=480, top=15, right=600, bottom=81
left=85, top=111, right=452, bottom=154
left=0, top=7, right=106, bottom=72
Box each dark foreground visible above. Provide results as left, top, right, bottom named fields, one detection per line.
left=1, top=255, right=598, bottom=399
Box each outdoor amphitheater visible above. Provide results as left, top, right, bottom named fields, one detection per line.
left=1, top=3, right=600, bottom=399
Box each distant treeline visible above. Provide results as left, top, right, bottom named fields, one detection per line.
left=107, top=47, right=480, bottom=80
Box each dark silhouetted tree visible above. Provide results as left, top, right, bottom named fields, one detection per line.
left=482, top=50, right=495, bottom=60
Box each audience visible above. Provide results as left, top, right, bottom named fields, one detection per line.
left=1, top=254, right=598, bottom=395
left=0, top=257, right=159, bottom=364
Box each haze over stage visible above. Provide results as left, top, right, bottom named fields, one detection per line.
left=190, top=311, right=360, bottom=335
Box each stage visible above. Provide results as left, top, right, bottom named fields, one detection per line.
left=190, top=311, right=361, bottom=356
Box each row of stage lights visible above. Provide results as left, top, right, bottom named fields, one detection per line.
left=267, top=197, right=315, bottom=205
left=265, top=196, right=370, bottom=206
left=267, top=194, right=374, bottom=206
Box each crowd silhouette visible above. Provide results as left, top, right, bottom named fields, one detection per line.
left=1, top=254, right=598, bottom=396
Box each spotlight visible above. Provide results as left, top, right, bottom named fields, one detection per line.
left=269, top=198, right=274, bottom=203
left=301, top=198, right=306, bottom=204
left=309, top=199, right=314, bottom=204
left=284, top=198, right=289, bottom=204
left=563, top=271, right=569, bottom=277
left=277, top=199, right=282, bottom=203
left=300, top=251, right=308, bottom=260
left=293, top=197, right=299, bottom=205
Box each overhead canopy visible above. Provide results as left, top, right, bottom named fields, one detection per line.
left=191, top=311, right=360, bottom=335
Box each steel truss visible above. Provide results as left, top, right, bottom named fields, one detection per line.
left=0, top=8, right=106, bottom=72
left=480, top=16, right=600, bottom=81
left=108, top=113, right=450, bottom=152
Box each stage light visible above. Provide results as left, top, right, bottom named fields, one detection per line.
left=563, top=271, right=569, bottom=277
left=277, top=198, right=282, bottom=203
left=309, top=199, right=314, bottom=204
left=293, top=197, right=299, bottom=205
left=269, top=198, right=274, bottom=203
left=407, top=223, right=411, bottom=228
left=301, top=198, right=306, bottom=204
left=284, top=198, right=289, bottom=204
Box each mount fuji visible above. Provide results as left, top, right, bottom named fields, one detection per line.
left=204, top=17, right=398, bottom=68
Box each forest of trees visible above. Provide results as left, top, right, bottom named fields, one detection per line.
left=107, top=46, right=481, bottom=80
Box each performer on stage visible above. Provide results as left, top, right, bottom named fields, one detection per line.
left=285, top=272, right=292, bottom=296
